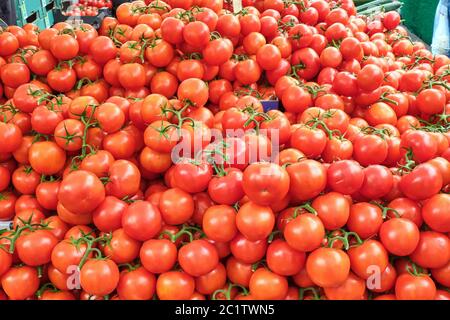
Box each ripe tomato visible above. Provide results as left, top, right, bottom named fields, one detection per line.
left=28, top=141, right=66, bottom=175
left=312, top=192, right=350, bottom=230
left=348, top=240, right=389, bottom=279
left=249, top=268, right=288, bottom=300
left=266, top=239, right=306, bottom=276
left=117, top=266, right=156, bottom=300
left=395, top=273, right=436, bottom=300
left=1, top=266, right=39, bottom=300
left=422, top=194, right=450, bottom=233
left=242, top=163, right=289, bottom=205
left=379, top=218, right=420, bottom=256
left=58, top=170, right=105, bottom=215
left=16, top=229, right=58, bottom=266
left=140, top=238, right=177, bottom=274
left=203, top=205, right=237, bottom=242
left=236, top=201, right=275, bottom=241
left=80, top=259, right=120, bottom=296
left=410, top=231, right=450, bottom=269
left=284, top=213, right=325, bottom=252
left=122, top=201, right=162, bottom=241
left=156, top=271, right=195, bottom=300
left=287, top=160, right=326, bottom=202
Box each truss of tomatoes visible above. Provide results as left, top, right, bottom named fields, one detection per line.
left=0, top=0, right=449, bottom=301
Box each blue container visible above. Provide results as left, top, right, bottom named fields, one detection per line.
left=261, top=100, right=280, bottom=112
left=14, top=0, right=42, bottom=26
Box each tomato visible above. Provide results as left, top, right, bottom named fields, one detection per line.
left=312, top=192, right=349, bottom=230
left=380, top=218, right=420, bottom=256
left=207, top=168, right=244, bottom=205
left=102, top=228, right=140, bottom=264
left=178, top=239, right=219, bottom=277
left=172, top=160, right=212, bottom=194
left=47, top=67, right=77, bottom=92
left=236, top=201, right=275, bottom=241
left=195, top=262, right=226, bottom=295
left=416, top=88, right=446, bottom=114
left=242, top=163, right=289, bottom=205
left=266, top=239, right=306, bottom=276
left=286, top=160, right=326, bottom=202
left=0, top=166, right=10, bottom=193
left=422, top=194, right=450, bottom=233
left=117, top=266, right=156, bottom=300
left=159, top=187, right=194, bottom=225
left=359, top=165, right=393, bottom=199
left=203, top=205, right=237, bottom=242
left=140, top=238, right=177, bottom=274
left=1, top=266, right=39, bottom=300
left=410, top=231, right=450, bottom=269
left=249, top=268, right=288, bottom=300
left=177, top=78, right=209, bottom=107
left=1, top=63, right=30, bottom=88
left=58, top=170, right=105, bottom=215
left=395, top=273, right=436, bottom=300
left=284, top=212, right=325, bottom=252
left=290, top=126, right=326, bottom=158
left=400, top=130, right=438, bottom=163
left=28, top=141, right=66, bottom=175
left=347, top=202, right=383, bottom=239
left=90, top=36, right=118, bottom=65
left=12, top=165, right=40, bottom=195
left=230, top=233, right=267, bottom=264
left=16, top=229, right=58, bottom=266
left=50, top=34, right=79, bottom=60
left=327, top=160, right=364, bottom=195
left=324, top=272, right=366, bottom=300
left=156, top=271, right=195, bottom=300
left=399, top=163, right=443, bottom=201
left=145, top=39, right=174, bottom=67
left=80, top=259, right=120, bottom=296
left=357, top=64, right=384, bottom=91
left=353, top=134, right=388, bottom=166
left=0, top=122, right=22, bottom=153
left=122, top=201, right=162, bottom=241
left=348, top=240, right=389, bottom=279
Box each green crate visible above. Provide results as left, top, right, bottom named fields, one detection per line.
left=400, top=0, right=440, bottom=45
left=14, top=0, right=43, bottom=26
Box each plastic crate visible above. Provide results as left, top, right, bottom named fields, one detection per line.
left=39, top=0, right=56, bottom=27
left=14, top=0, right=42, bottom=26
left=54, top=5, right=112, bottom=29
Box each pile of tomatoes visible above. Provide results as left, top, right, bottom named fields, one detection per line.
left=78, top=0, right=113, bottom=9
left=63, top=0, right=112, bottom=16
left=0, top=0, right=449, bottom=300
left=63, top=5, right=100, bottom=17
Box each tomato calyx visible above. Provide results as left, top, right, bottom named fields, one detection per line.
left=326, top=229, right=363, bottom=250
left=212, top=283, right=249, bottom=300
left=118, top=262, right=141, bottom=272
left=74, top=232, right=112, bottom=268
left=298, top=287, right=322, bottom=300
left=370, top=201, right=401, bottom=219
left=292, top=202, right=317, bottom=219
left=35, top=282, right=61, bottom=299
left=379, top=91, right=399, bottom=106
left=267, top=230, right=283, bottom=244
left=305, top=113, right=342, bottom=140
left=251, top=260, right=267, bottom=272
left=406, top=262, right=429, bottom=277
left=397, top=148, right=417, bottom=174
left=0, top=215, right=50, bottom=253
left=360, top=126, right=391, bottom=139
left=159, top=224, right=205, bottom=244
left=290, top=63, right=306, bottom=78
